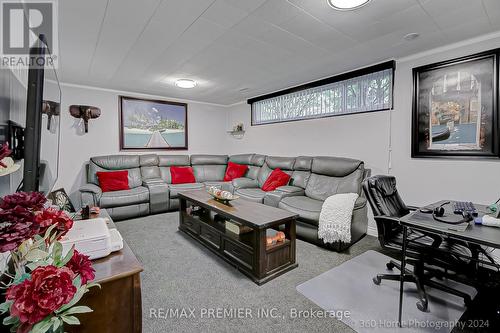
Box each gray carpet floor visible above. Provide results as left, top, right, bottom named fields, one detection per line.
left=115, top=212, right=380, bottom=333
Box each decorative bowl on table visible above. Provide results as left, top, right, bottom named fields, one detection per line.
left=207, top=186, right=239, bottom=204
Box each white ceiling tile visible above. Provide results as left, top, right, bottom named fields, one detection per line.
left=58, top=0, right=500, bottom=105
left=250, top=0, right=302, bottom=25
left=88, top=0, right=163, bottom=81
left=202, top=0, right=249, bottom=29
left=278, top=12, right=358, bottom=51
left=109, top=0, right=215, bottom=83
left=58, top=0, right=107, bottom=82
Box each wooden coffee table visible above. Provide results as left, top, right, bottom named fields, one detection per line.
left=178, top=190, right=298, bottom=285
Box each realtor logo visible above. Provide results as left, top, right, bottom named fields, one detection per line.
left=0, top=0, right=58, bottom=68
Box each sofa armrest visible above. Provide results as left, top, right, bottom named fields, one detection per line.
left=264, top=186, right=305, bottom=207
left=143, top=179, right=170, bottom=214
left=232, top=177, right=258, bottom=190
left=79, top=183, right=102, bottom=207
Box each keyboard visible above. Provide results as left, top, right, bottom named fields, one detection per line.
left=453, top=201, right=478, bottom=217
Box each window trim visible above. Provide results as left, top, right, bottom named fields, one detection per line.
left=248, top=60, right=395, bottom=126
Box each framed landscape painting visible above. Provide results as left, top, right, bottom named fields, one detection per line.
left=411, top=50, right=499, bottom=158
left=119, top=96, right=188, bottom=150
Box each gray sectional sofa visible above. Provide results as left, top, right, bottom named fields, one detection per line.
left=80, top=153, right=369, bottom=251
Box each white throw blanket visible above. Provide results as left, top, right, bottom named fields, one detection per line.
left=318, top=193, right=359, bottom=244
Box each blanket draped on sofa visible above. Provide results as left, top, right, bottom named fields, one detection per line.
left=318, top=193, right=359, bottom=244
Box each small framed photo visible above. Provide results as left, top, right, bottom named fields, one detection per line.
left=47, top=188, right=76, bottom=213
left=119, top=96, right=188, bottom=150
left=412, top=50, right=499, bottom=158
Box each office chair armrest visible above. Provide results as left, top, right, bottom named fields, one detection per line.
left=374, top=215, right=401, bottom=224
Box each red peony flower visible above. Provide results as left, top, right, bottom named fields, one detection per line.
left=0, top=142, right=12, bottom=168
left=0, top=192, right=47, bottom=211
left=0, top=206, right=38, bottom=252
left=34, top=208, right=73, bottom=237
left=66, top=250, right=95, bottom=284
left=6, top=265, right=77, bottom=325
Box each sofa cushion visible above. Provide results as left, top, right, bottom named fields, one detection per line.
left=96, top=170, right=129, bottom=192
left=170, top=166, right=196, bottom=184
left=293, top=156, right=312, bottom=171
left=100, top=186, right=149, bottom=208
left=279, top=196, right=367, bottom=226
left=168, top=183, right=204, bottom=198
left=290, top=170, right=311, bottom=189
left=262, top=168, right=290, bottom=191
left=257, top=164, right=273, bottom=187
left=265, top=156, right=295, bottom=170
left=190, top=154, right=228, bottom=165
left=193, top=165, right=227, bottom=182
left=88, top=155, right=142, bottom=188
left=279, top=196, right=323, bottom=224
left=224, top=162, right=248, bottom=181
left=305, top=172, right=364, bottom=201
left=235, top=188, right=267, bottom=203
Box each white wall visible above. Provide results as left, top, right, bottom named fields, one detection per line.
left=55, top=85, right=229, bottom=205
left=226, top=33, right=500, bottom=235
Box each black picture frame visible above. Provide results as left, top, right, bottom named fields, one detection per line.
left=119, top=96, right=188, bottom=151
left=47, top=188, right=75, bottom=213
left=411, top=49, right=500, bottom=159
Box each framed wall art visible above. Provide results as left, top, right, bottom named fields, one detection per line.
left=119, top=96, right=188, bottom=150
left=412, top=50, right=499, bottom=158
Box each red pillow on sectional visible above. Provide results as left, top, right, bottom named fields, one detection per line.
left=170, top=166, right=196, bottom=184
left=261, top=168, right=291, bottom=192
left=224, top=162, right=248, bottom=181
left=96, top=170, right=129, bottom=192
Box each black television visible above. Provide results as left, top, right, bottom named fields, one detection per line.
left=0, top=34, right=60, bottom=196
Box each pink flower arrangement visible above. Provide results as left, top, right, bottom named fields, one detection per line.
left=0, top=192, right=47, bottom=211
left=0, top=206, right=37, bottom=252
left=0, top=191, right=99, bottom=333
left=0, top=142, right=12, bottom=168
left=66, top=250, right=95, bottom=284
left=34, top=207, right=73, bottom=238
left=6, top=265, right=77, bottom=332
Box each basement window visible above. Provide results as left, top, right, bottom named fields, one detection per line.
left=249, top=61, right=394, bottom=125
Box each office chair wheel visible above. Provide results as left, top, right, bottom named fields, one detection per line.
left=416, top=300, right=428, bottom=312
left=386, top=262, right=395, bottom=270
left=372, top=276, right=381, bottom=285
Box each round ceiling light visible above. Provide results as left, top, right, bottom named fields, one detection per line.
left=327, top=0, right=371, bottom=11
left=175, top=79, right=197, bottom=89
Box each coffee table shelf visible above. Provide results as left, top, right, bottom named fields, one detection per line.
left=178, top=190, right=298, bottom=285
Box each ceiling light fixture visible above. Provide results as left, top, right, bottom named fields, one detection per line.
left=327, top=0, right=371, bottom=11
left=175, top=79, right=197, bottom=89
left=403, top=32, right=420, bottom=41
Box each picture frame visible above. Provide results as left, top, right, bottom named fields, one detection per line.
left=119, top=96, right=188, bottom=150
left=47, top=188, right=76, bottom=213
left=411, top=49, right=499, bottom=159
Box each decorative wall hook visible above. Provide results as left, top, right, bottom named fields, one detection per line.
left=42, top=100, right=60, bottom=130
left=69, top=105, right=101, bottom=133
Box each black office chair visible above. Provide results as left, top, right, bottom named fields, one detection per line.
left=363, top=175, right=473, bottom=311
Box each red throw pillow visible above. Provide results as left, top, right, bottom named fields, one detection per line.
left=96, top=171, right=129, bottom=192
left=261, top=168, right=291, bottom=192
left=170, top=166, right=196, bottom=184
left=224, top=162, right=248, bottom=181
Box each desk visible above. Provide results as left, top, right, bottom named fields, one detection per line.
left=67, top=210, right=143, bottom=333
left=398, top=201, right=500, bottom=325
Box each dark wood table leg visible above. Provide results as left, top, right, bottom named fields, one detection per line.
left=283, top=219, right=296, bottom=265
left=398, top=225, right=408, bottom=327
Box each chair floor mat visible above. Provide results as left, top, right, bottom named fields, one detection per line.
left=297, top=250, right=476, bottom=333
